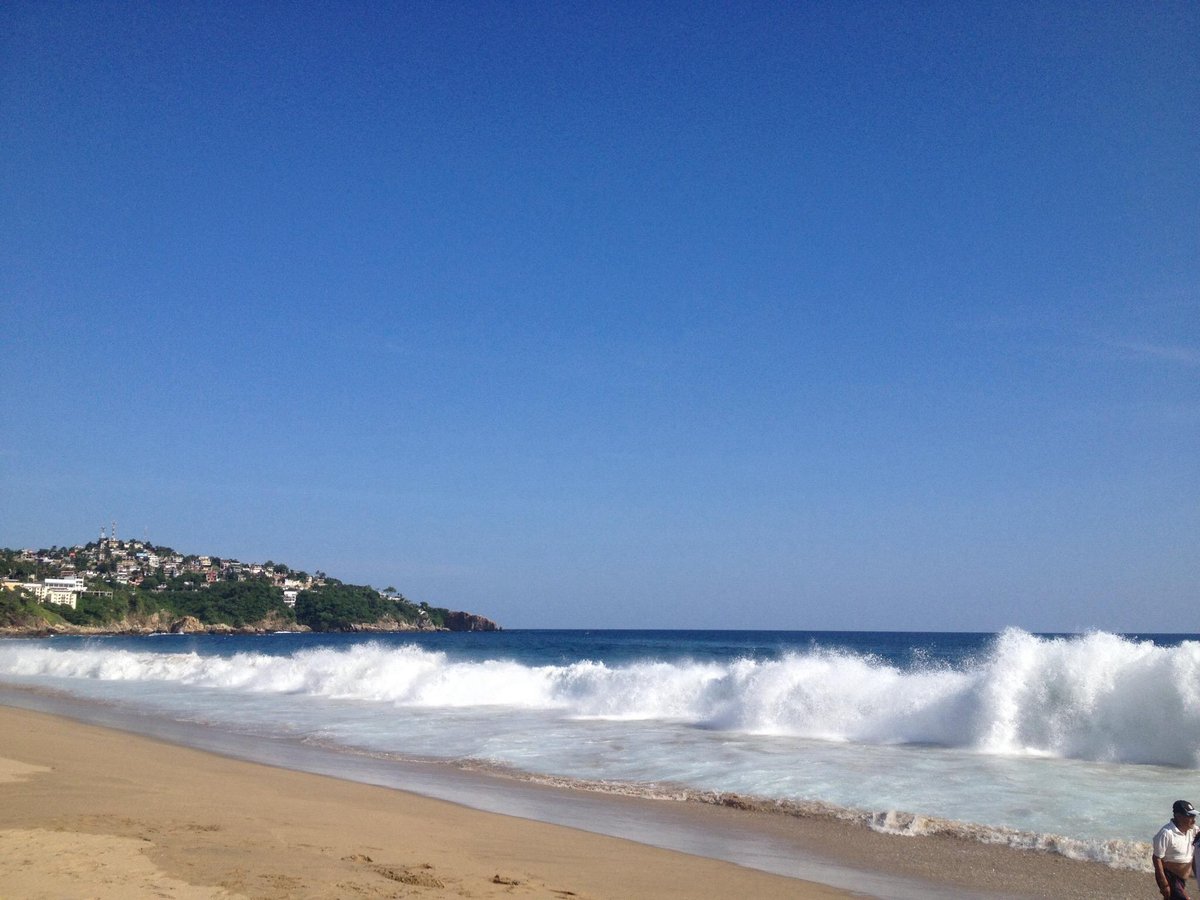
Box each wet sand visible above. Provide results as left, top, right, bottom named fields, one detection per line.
left=0, top=705, right=1150, bottom=899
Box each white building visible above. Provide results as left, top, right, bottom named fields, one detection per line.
left=42, top=576, right=85, bottom=608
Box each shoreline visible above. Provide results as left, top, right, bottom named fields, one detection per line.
left=0, top=703, right=1152, bottom=899
left=0, top=705, right=845, bottom=899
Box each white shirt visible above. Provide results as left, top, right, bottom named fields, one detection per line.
left=1153, top=821, right=1199, bottom=865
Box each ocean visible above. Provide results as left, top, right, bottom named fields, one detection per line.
left=0, top=628, right=1196, bottom=877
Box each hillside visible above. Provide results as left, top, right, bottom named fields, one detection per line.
left=0, top=540, right=499, bottom=635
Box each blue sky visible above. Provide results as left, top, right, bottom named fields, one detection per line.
left=2, top=1, right=1196, bottom=631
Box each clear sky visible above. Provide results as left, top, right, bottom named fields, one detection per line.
left=2, top=2, right=1196, bottom=631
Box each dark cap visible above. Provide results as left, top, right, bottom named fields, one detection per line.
left=1174, top=800, right=1197, bottom=818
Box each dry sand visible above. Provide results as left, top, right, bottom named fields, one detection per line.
left=0, top=705, right=1152, bottom=899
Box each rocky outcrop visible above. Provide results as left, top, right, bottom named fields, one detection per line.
left=344, top=618, right=445, bottom=633
left=442, top=611, right=500, bottom=632
left=169, top=616, right=204, bottom=633
left=0, top=608, right=497, bottom=636
left=0, top=611, right=314, bottom=637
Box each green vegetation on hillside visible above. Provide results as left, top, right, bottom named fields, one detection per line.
left=296, top=582, right=420, bottom=631
left=156, top=579, right=290, bottom=628
left=0, top=585, right=65, bottom=629
left=0, top=543, right=496, bottom=632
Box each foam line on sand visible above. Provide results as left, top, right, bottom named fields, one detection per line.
left=0, top=704, right=1152, bottom=899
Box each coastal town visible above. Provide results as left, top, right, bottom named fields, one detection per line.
left=1, top=527, right=324, bottom=610
left=0, top=527, right=498, bottom=633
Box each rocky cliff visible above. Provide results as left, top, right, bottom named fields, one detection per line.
left=441, top=611, right=501, bottom=632
left=0, top=609, right=501, bottom=636
left=0, top=610, right=307, bottom=637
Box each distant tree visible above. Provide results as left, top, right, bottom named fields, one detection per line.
left=159, top=578, right=291, bottom=627
left=295, top=583, right=420, bottom=631
left=59, top=589, right=128, bottom=626
left=0, top=552, right=36, bottom=581
left=0, top=587, right=59, bottom=628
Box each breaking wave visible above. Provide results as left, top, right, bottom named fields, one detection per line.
left=1, top=628, right=1197, bottom=768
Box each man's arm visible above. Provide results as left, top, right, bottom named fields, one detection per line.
left=1153, top=855, right=1172, bottom=899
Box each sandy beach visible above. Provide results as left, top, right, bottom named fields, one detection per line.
left=0, top=705, right=1150, bottom=899
left=0, top=705, right=847, bottom=899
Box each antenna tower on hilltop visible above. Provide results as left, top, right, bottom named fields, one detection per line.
left=111, top=520, right=118, bottom=543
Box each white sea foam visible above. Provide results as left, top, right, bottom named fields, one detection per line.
left=446, top=760, right=1157, bottom=871
left=0, top=629, right=1193, bottom=871
left=1, top=629, right=1195, bottom=768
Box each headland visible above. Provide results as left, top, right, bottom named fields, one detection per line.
left=1, top=539, right=499, bottom=636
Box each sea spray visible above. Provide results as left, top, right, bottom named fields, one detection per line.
left=1, top=628, right=1196, bottom=867
left=972, top=629, right=1200, bottom=766
left=2, top=630, right=1195, bottom=767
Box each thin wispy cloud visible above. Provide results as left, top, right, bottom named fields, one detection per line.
left=1106, top=339, right=1200, bottom=367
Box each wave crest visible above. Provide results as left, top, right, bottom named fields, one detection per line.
left=1, top=629, right=1196, bottom=767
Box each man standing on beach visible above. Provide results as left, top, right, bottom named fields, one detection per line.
left=1154, top=800, right=1199, bottom=899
